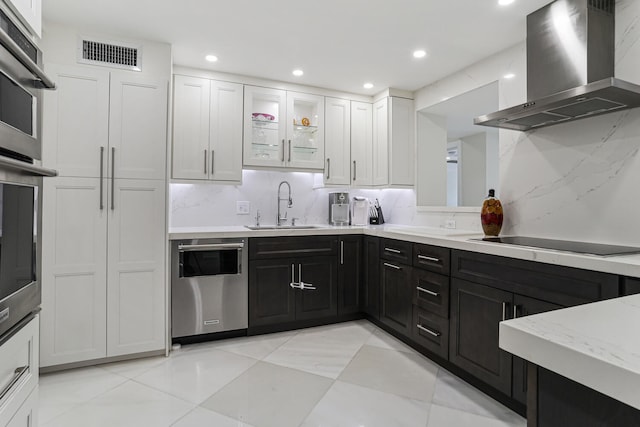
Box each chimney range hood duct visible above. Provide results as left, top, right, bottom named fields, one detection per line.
left=474, top=0, right=640, bottom=131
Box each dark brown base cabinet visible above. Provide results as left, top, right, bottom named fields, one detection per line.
left=380, top=260, right=412, bottom=336
left=338, top=236, right=363, bottom=316
left=362, top=236, right=380, bottom=319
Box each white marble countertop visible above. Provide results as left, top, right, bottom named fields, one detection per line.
left=169, top=224, right=640, bottom=278
left=499, top=294, right=640, bottom=410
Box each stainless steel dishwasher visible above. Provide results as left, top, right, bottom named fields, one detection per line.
left=171, top=238, right=248, bottom=340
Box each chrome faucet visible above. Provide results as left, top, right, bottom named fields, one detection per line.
left=277, top=181, right=293, bottom=226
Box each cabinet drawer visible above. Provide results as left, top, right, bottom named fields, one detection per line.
left=451, top=250, right=619, bottom=306
left=413, top=244, right=450, bottom=275
left=249, top=236, right=338, bottom=260
left=380, top=238, right=412, bottom=264
left=412, top=269, right=449, bottom=318
left=0, top=316, right=38, bottom=427
left=412, top=306, right=449, bottom=359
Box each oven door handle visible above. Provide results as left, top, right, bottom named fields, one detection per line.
left=0, top=155, right=57, bottom=177
left=0, top=30, right=56, bottom=89
left=178, top=243, right=245, bottom=252
left=0, top=366, right=28, bottom=401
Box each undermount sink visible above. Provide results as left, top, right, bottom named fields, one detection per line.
left=244, top=225, right=322, bottom=230
left=385, top=225, right=481, bottom=237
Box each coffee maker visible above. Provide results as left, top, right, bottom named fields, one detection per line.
left=328, top=192, right=350, bottom=225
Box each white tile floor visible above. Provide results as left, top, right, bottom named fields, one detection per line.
left=38, top=321, right=527, bottom=427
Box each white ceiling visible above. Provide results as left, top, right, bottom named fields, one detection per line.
left=42, top=0, right=551, bottom=95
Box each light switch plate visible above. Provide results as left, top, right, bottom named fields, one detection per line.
left=236, top=201, right=250, bottom=215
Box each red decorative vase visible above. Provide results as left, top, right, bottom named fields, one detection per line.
left=481, top=189, right=503, bottom=236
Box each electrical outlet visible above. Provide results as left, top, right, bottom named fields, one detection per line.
left=236, top=201, right=250, bottom=215
left=445, top=219, right=456, bottom=229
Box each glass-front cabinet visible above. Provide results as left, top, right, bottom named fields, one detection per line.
left=243, top=85, right=324, bottom=170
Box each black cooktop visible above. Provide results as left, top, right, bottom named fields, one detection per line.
left=477, top=236, right=640, bottom=256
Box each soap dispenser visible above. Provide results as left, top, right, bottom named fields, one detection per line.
left=481, top=189, right=503, bottom=236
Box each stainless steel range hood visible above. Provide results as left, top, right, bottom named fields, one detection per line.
left=475, top=0, right=640, bottom=131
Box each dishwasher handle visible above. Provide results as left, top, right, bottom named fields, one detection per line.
left=178, top=243, right=245, bottom=252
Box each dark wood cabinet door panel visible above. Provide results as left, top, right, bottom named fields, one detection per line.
left=380, top=261, right=412, bottom=336
left=413, top=243, right=450, bottom=275
left=338, top=236, right=363, bottom=315
left=412, top=269, right=450, bottom=318
left=380, top=238, right=412, bottom=264
left=412, top=305, right=449, bottom=359
left=622, top=276, right=640, bottom=295
left=450, top=278, right=513, bottom=395
left=250, top=236, right=338, bottom=260
left=451, top=250, right=619, bottom=306
left=249, top=259, right=296, bottom=327
left=295, top=256, right=338, bottom=320
left=511, top=295, right=563, bottom=405
left=363, top=236, right=380, bottom=319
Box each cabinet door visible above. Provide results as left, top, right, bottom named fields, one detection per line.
left=295, top=256, right=338, bottom=320
left=172, top=75, right=211, bottom=180
left=210, top=80, right=243, bottom=182
left=362, top=236, right=380, bottom=319
left=106, top=179, right=166, bottom=356
left=350, top=101, right=373, bottom=186
left=389, top=97, right=415, bottom=186
left=324, top=97, right=351, bottom=185
left=243, top=85, right=287, bottom=168
left=511, top=295, right=562, bottom=405
left=5, top=388, right=38, bottom=427
left=380, top=261, right=412, bottom=336
left=5, top=0, right=41, bottom=37
left=338, top=236, right=362, bottom=315
left=249, top=259, right=296, bottom=327
left=40, top=177, right=107, bottom=367
left=450, top=278, right=513, bottom=395
left=42, top=64, right=110, bottom=177
left=372, top=98, right=389, bottom=186
left=109, top=73, right=168, bottom=180
left=286, top=91, right=325, bottom=170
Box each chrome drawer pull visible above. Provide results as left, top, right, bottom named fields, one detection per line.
left=384, top=247, right=402, bottom=254
left=417, top=324, right=441, bottom=337
left=0, top=366, right=28, bottom=401
left=417, top=254, right=440, bottom=263
left=383, top=262, right=401, bottom=270
left=417, top=286, right=439, bottom=297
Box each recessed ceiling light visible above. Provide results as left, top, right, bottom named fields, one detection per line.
left=205, top=54, right=218, bottom=62
left=363, top=82, right=374, bottom=89
left=292, top=69, right=304, bottom=77
left=498, top=0, right=515, bottom=5
left=413, top=50, right=427, bottom=59
left=504, top=73, right=516, bottom=79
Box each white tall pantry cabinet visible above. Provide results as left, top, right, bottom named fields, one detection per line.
left=40, top=64, right=168, bottom=367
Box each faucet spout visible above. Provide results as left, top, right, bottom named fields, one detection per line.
left=277, top=181, right=293, bottom=226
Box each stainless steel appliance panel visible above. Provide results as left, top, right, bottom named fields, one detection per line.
left=171, top=239, right=248, bottom=338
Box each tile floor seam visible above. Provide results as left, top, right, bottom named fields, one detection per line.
left=295, top=375, right=338, bottom=427
left=129, top=377, right=210, bottom=406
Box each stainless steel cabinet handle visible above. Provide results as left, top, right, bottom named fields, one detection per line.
left=513, top=304, right=520, bottom=319
left=204, top=149, right=207, bottom=174
left=417, top=286, right=439, bottom=297
left=211, top=150, right=215, bottom=175
left=353, top=160, right=356, bottom=181
left=417, top=254, right=440, bottom=263
left=99, top=147, right=104, bottom=210
left=290, top=263, right=297, bottom=288
left=340, top=241, right=344, bottom=265
left=326, top=158, right=330, bottom=179
left=288, top=139, right=291, bottom=162
left=383, top=262, right=401, bottom=270
left=417, top=324, right=441, bottom=337
left=384, top=247, right=402, bottom=254
left=281, top=139, right=285, bottom=162
left=111, top=147, right=115, bottom=210
left=0, top=366, right=28, bottom=401
left=502, top=302, right=507, bottom=321
left=300, top=282, right=316, bottom=290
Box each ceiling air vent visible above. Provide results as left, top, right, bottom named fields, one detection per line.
left=77, top=38, right=142, bottom=71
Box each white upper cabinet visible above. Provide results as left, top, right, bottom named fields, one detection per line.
left=286, top=91, right=325, bottom=170
left=372, top=98, right=389, bottom=186
left=324, top=97, right=351, bottom=185
left=109, top=73, right=168, bottom=180
left=5, top=0, right=41, bottom=37
left=243, top=85, right=324, bottom=170
left=388, top=97, right=415, bottom=186
left=172, top=75, right=243, bottom=182
left=350, top=101, right=373, bottom=186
